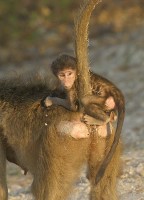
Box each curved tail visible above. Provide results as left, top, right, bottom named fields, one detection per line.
left=95, top=106, right=125, bottom=184
left=74, top=0, right=102, bottom=98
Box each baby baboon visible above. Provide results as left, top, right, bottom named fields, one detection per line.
left=0, top=79, right=121, bottom=200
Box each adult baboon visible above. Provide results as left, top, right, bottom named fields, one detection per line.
left=0, top=80, right=121, bottom=200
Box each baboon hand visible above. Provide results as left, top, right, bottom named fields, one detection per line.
left=44, top=97, right=53, bottom=107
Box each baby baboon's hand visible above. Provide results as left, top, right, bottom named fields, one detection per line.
left=44, top=97, right=53, bottom=107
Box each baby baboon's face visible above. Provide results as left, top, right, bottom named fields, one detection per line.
left=57, top=68, right=76, bottom=90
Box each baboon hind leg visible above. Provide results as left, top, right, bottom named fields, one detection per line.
left=0, top=140, right=8, bottom=200
left=32, top=165, right=80, bottom=200
left=88, top=136, right=121, bottom=200
left=31, top=137, right=89, bottom=200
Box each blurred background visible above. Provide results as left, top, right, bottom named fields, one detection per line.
left=0, top=0, right=144, bottom=65
left=0, top=0, right=144, bottom=199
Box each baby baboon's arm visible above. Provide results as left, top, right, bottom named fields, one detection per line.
left=44, top=96, right=70, bottom=110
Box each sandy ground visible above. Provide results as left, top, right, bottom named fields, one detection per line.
left=1, top=26, right=144, bottom=200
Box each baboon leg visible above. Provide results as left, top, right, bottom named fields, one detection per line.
left=87, top=135, right=106, bottom=183
left=32, top=165, right=79, bottom=200
left=0, top=140, right=8, bottom=200
left=32, top=133, right=90, bottom=200
left=88, top=134, right=121, bottom=200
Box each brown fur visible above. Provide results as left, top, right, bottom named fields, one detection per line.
left=0, top=79, right=121, bottom=200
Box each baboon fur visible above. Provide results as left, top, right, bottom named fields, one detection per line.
left=0, top=79, right=122, bottom=200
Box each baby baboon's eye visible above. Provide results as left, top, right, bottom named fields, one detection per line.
left=67, top=72, right=72, bottom=76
